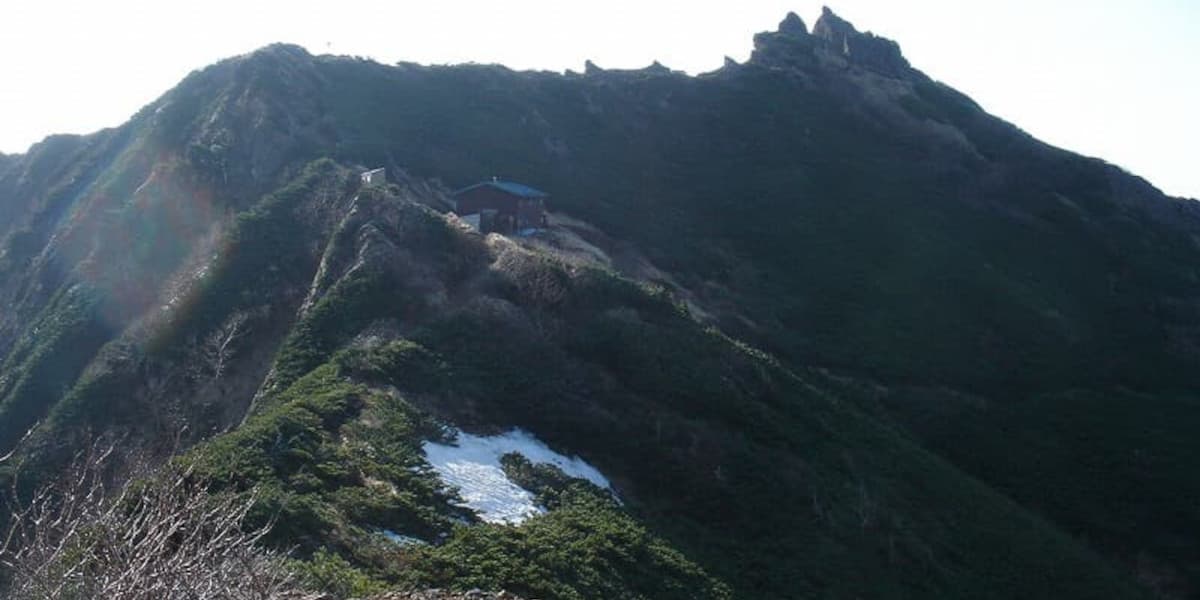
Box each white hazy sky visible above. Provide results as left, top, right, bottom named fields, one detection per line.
left=1, top=1, right=1197, bottom=198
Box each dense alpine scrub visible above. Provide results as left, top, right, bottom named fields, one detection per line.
left=162, top=175, right=1138, bottom=598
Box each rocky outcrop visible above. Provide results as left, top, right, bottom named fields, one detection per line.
left=749, top=13, right=818, bottom=69
left=778, top=11, right=808, bottom=36
left=645, top=60, right=671, bottom=75
left=750, top=7, right=909, bottom=78
left=811, top=7, right=909, bottom=77
left=582, top=58, right=679, bottom=79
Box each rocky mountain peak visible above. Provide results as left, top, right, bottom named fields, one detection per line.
left=750, top=9, right=910, bottom=78
left=811, top=7, right=910, bottom=76
left=778, top=11, right=809, bottom=36
left=811, top=6, right=856, bottom=40
left=749, top=12, right=817, bottom=69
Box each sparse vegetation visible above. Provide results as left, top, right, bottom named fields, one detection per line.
left=0, top=443, right=297, bottom=599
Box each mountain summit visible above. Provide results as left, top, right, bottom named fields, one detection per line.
left=811, top=7, right=910, bottom=75
left=0, top=10, right=1196, bottom=599
left=777, top=11, right=808, bottom=36
left=750, top=7, right=909, bottom=77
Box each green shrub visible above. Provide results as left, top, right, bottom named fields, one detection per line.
left=293, top=548, right=388, bottom=599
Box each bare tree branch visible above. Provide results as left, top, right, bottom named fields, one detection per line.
left=0, top=441, right=300, bottom=599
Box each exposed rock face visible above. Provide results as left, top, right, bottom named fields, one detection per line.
left=751, top=7, right=910, bottom=77
left=778, top=11, right=808, bottom=36
left=581, top=59, right=678, bottom=80
left=810, top=6, right=857, bottom=40
left=750, top=22, right=817, bottom=69
left=811, top=7, right=909, bottom=76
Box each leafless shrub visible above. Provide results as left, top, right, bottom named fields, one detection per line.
left=199, top=311, right=250, bottom=381
left=0, top=442, right=299, bottom=599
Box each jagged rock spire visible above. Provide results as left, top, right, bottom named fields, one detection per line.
left=778, top=11, right=808, bottom=36
left=811, top=7, right=910, bottom=77
left=812, top=6, right=858, bottom=42
left=749, top=8, right=911, bottom=78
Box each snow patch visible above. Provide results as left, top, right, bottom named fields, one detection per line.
left=422, top=428, right=612, bottom=525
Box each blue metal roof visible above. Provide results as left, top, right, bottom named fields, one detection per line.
left=453, top=179, right=549, bottom=199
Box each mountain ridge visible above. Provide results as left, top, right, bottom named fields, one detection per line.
left=0, top=9, right=1196, bottom=598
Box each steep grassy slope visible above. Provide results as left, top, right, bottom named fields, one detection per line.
left=0, top=9, right=1196, bottom=597
left=0, top=47, right=339, bottom=455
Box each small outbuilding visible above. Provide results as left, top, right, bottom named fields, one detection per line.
left=452, top=178, right=548, bottom=234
